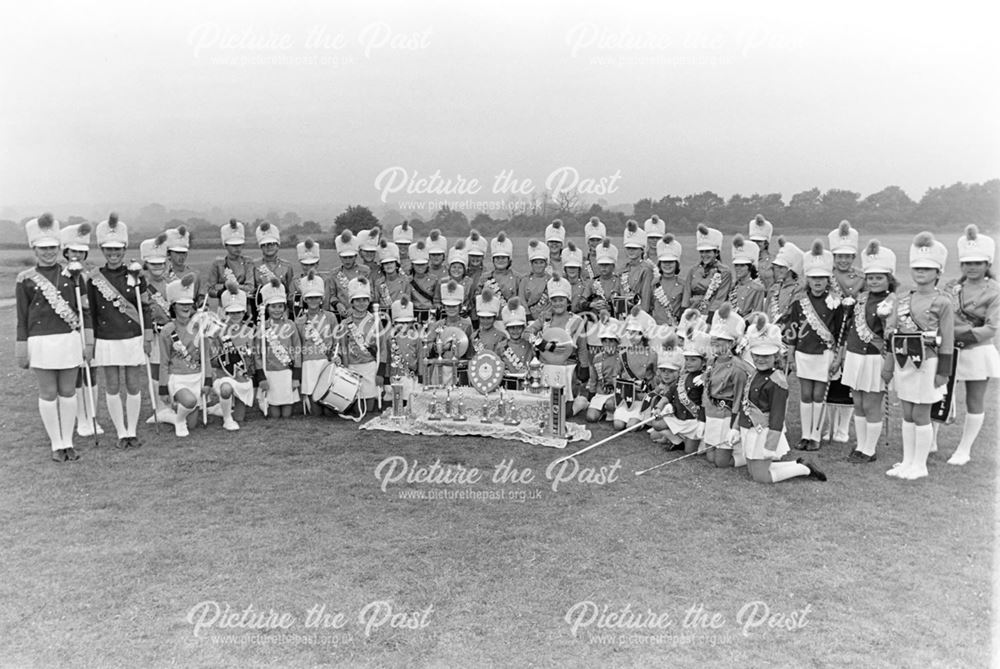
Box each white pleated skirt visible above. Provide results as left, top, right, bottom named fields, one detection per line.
left=956, top=345, right=1000, bottom=381
left=704, top=415, right=731, bottom=447
left=795, top=350, right=833, bottom=382
left=740, top=426, right=791, bottom=461
left=212, top=376, right=255, bottom=406
left=168, top=372, right=203, bottom=400
left=95, top=336, right=146, bottom=367
left=28, top=332, right=83, bottom=370
left=301, top=358, right=328, bottom=397
left=263, top=369, right=299, bottom=406
left=894, top=358, right=944, bottom=405
left=842, top=351, right=885, bottom=393
left=347, top=361, right=379, bottom=399
left=664, top=416, right=703, bottom=440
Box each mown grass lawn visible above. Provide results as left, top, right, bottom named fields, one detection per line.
left=0, top=323, right=993, bottom=667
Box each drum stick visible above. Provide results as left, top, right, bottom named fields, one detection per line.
left=550, top=414, right=657, bottom=467
left=133, top=282, right=160, bottom=433
left=71, top=270, right=99, bottom=446
left=260, top=301, right=267, bottom=415
left=373, top=302, right=382, bottom=411
left=635, top=446, right=713, bottom=476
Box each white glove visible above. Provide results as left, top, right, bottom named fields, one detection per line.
left=727, top=428, right=741, bottom=446
left=660, top=404, right=674, bottom=417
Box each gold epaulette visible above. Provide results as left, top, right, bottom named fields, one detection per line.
left=770, top=369, right=788, bottom=390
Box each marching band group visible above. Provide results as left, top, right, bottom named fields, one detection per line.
left=15, top=212, right=998, bottom=484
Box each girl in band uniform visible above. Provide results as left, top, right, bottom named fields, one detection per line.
left=683, top=225, right=731, bottom=319
left=291, top=238, right=322, bottom=318
left=211, top=283, right=257, bottom=430
left=883, top=233, right=954, bottom=480
left=748, top=215, right=775, bottom=289
left=252, top=222, right=295, bottom=315
left=329, top=231, right=370, bottom=318
left=60, top=222, right=103, bottom=437
left=765, top=237, right=804, bottom=325
left=703, top=304, right=751, bottom=467
left=16, top=215, right=91, bottom=461
left=337, top=277, right=383, bottom=414
left=385, top=297, right=423, bottom=402
left=484, top=233, right=519, bottom=311
left=586, top=324, right=624, bottom=423
left=545, top=220, right=566, bottom=276
left=519, top=240, right=551, bottom=323
left=583, top=217, right=607, bottom=282
left=375, top=240, right=411, bottom=308
left=140, top=235, right=174, bottom=423
left=587, top=239, right=621, bottom=316
left=621, top=221, right=653, bottom=314
left=295, top=271, right=338, bottom=412
left=207, top=220, right=255, bottom=307
left=407, top=241, right=437, bottom=323
left=256, top=278, right=302, bottom=419
left=561, top=242, right=589, bottom=313
left=841, top=241, right=897, bottom=463
left=89, top=214, right=153, bottom=449
left=784, top=242, right=844, bottom=451
left=435, top=242, right=475, bottom=316
left=728, top=235, right=766, bottom=318
left=737, top=330, right=826, bottom=484
left=945, top=226, right=999, bottom=466
left=654, top=333, right=708, bottom=453
left=159, top=274, right=207, bottom=438
left=651, top=234, right=684, bottom=327
left=825, top=221, right=866, bottom=444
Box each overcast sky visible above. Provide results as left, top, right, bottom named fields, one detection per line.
left=1, top=0, right=997, bottom=214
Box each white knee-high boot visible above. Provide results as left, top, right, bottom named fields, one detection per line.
left=39, top=398, right=62, bottom=451
left=903, top=423, right=932, bottom=479
left=174, top=404, right=193, bottom=437
left=948, top=413, right=985, bottom=466
left=888, top=421, right=916, bottom=477
left=862, top=421, right=883, bottom=457
left=770, top=460, right=810, bottom=482
left=58, top=395, right=77, bottom=449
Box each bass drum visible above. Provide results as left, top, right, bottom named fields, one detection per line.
left=539, top=327, right=575, bottom=365
left=311, top=362, right=362, bottom=412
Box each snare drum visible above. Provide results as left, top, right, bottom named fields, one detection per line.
left=311, top=362, right=362, bottom=412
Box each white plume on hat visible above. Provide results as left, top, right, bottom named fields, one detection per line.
left=25, top=213, right=61, bottom=248
left=957, top=224, right=995, bottom=264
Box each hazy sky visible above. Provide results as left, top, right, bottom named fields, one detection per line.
left=2, top=0, right=997, bottom=213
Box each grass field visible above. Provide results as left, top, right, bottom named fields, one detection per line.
left=1, top=225, right=995, bottom=667
left=0, top=334, right=995, bottom=664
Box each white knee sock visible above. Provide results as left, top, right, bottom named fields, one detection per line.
left=905, top=424, right=932, bottom=479
left=174, top=404, right=193, bottom=435
left=58, top=395, right=77, bottom=448
left=930, top=421, right=939, bottom=453
left=854, top=416, right=868, bottom=451
left=39, top=398, right=62, bottom=451
left=835, top=407, right=852, bottom=441
left=862, top=421, right=883, bottom=457
left=76, top=387, right=89, bottom=426
left=770, top=460, right=810, bottom=482
left=800, top=402, right=812, bottom=440
left=220, top=396, right=234, bottom=421
left=949, top=413, right=984, bottom=465
left=890, top=420, right=916, bottom=477
left=106, top=393, right=127, bottom=438
left=125, top=393, right=141, bottom=437
left=811, top=403, right=825, bottom=441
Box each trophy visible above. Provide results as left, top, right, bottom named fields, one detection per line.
left=504, top=395, right=519, bottom=426
left=427, top=391, right=441, bottom=421
left=527, top=358, right=544, bottom=394
left=445, top=387, right=453, bottom=418
left=454, top=397, right=467, bottom=421
left=480, top=394, right=492, bottom=423
left=548, top=386, right=566, bottom=437
left=391, top=375, right=404, bottom=419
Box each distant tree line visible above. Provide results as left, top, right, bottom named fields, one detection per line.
left=2, top=180, right=995, bottom=248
